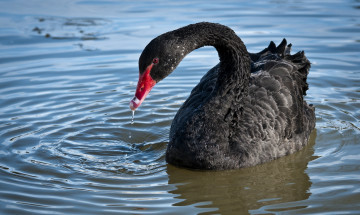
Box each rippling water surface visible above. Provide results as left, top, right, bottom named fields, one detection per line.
left=0, top=0, right=359, bottom=214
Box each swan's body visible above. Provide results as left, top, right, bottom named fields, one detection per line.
left=130, top=22, right=315, bottom=170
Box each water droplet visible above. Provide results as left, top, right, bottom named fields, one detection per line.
left=131, top=110, right=135, bottom=124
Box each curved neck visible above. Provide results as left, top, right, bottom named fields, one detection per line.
left=175, top=23, right=251, bottom=97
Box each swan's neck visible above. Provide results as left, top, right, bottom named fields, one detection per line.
left=179, top=23, right=251, bottom=97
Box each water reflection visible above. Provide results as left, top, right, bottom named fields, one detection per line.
left=167, top=130, right=317, bottom=214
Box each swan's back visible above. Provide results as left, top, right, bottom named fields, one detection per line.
left=230, top=39, right=315, bottom=167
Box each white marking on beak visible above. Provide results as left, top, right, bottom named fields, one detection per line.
left=132, top=96, right=140, bottom=105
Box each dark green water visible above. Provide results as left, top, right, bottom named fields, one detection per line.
left=0, top=0, right=359, bottom=214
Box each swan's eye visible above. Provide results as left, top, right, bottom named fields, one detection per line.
left=152, top=58, right=159, bottom=64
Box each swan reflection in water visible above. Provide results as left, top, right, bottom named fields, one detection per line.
left=166, top=130, right=317, bottom=214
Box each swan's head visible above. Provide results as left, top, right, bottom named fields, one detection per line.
left=130, top=33, right=189, bottom=111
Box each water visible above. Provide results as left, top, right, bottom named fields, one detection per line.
left=0, top=0, right=359, bottom=214
left=131, top=110, right=135, bottom=124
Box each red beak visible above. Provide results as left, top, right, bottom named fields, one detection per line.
left=129, top=64, right=156, bottom=110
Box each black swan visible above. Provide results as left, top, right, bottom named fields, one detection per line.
left=130, top=22, right=315, bottom=170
